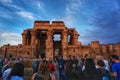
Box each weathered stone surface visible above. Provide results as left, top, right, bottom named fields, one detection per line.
left=21, top=60, right=34, bottom=68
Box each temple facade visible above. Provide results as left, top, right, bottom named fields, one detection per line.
left=0, top=21, right=120, bottom=59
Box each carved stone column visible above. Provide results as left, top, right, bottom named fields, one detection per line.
left=26, top=31, right=32, bottom=45
left=22, top=33, right=27, bottom=46
left=31, top=30, right=37, bottom=58
left=72, top=30, right=79, bottom=45
left=62, top=29, right=68, bottom=59
left=46, top=29, right=53, bottom=59
left=31, top=30, right=36, bottom=46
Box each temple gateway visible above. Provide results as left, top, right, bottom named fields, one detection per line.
left=0, top=21, right=120, bottom=59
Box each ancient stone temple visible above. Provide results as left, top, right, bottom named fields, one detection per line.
left=0, top=21, right=120, bottom=59
left=21, top=21, right=80, bottom=59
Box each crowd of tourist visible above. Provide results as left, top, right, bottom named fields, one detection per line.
left=0, top=54, right=120, bottom=80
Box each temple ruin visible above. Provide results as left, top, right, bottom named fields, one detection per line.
left=0, top=21, right=120, bottom=59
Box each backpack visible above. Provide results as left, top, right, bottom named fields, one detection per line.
left=34, top=73, right=43, bottom=80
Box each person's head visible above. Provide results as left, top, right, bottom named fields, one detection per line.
left=4, top=58, right=10, bottom=64
left=97, top=60, right=105, bottom=68
left=39, top=53, right=45, bottom=60
left=110, top=55, right=119, bottom=62
left=9, top=62, right=24, bottom=77
left=59, top=56, right=63, bottom=59
left=85, top=58, right=96, bottom=71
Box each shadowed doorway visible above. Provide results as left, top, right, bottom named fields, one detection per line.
left=53, top=32, right=62, bottom=58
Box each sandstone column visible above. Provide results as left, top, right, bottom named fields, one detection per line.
left=22, top=32, right=27, bottom=46
left=72, top=30, right=79, bottom=45
left=46, top=29, right=53, bottom=59
left=31, top=30, right=37, bottom=58
left=62, top=29, right=68, bottom=59
left=34, top=30, right=41, bottom=58
left=26, top=31, right=32, bottom=45
left=31, top=30, right=36, bottom=46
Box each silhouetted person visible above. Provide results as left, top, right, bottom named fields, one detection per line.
left=58, top=56, right=65, bottom=80
left=83, top=58, right=102, bottom=80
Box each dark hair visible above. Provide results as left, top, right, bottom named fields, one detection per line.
left=39, top=53, right=45, bottom=59
left=111, top=55, right=119, bottom=60
left=85, top=58, right=96, bottom=71
left=97, top=60, right=105, bottom=67
left=7, top=62, right=24, bottom=80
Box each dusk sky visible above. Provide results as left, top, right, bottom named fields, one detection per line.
left=0, top=0, right=120, bottom=47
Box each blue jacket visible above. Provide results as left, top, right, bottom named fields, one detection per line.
left=10, top=76, right=23, bottom=80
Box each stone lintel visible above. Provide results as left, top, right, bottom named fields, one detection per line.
left=51, top=26, right=66, bottom=30
left=52, top=21, right=65, bottom=26
left=34, top=26, right=50, bottom=30
left=34, top=21, right=50, bottom=26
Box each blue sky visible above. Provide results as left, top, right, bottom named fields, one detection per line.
left=0, top=0, right=120, bottom=47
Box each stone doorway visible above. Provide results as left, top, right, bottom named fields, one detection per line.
left=53, top=33, right=62, bottom=58
left=36, top=30, right=47, bottom=58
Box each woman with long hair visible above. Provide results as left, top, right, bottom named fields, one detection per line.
left=31, top=60, right=51, bottom=80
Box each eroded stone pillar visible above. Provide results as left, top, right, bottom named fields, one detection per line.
left=72, top=30, right=79, bottom=45
left=22, top=33, right=27, bottom=46
left=31, top=30, right=37, bottom=58
left=46, top=29, right=53, bottom=59
left=26, top=31, right=32, bottom=45
left=31, top=30, right=36, bottom=46
left=62, top=29, right=68, bottom=59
